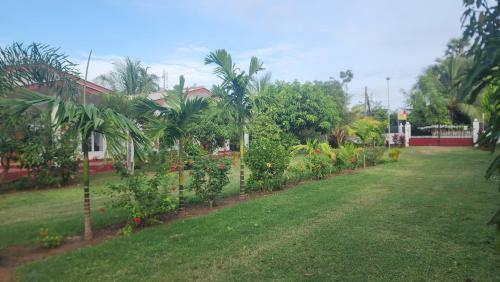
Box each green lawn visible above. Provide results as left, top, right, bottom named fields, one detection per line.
left=0, top=163, right=244, bottom=250
left=15, top=147, right=500, bottom=281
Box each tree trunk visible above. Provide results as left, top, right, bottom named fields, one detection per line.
left=178, top=140, right=185, bottom=211
left=126, top=134, right=134, bottom=175
left=239, top=130, right=245, bottom=200
left=208, top=199, right=213, bottom=209
left=1, top=155, right=10, bottom=181
left=363, top=152, right=366, bottom=168
left=82, top=138, right=92, bottom=240
left=496, top=224, right=500, bottom=254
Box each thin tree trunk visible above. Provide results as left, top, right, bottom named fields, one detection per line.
left=82, top=138, right=92, bottom=240
left=178, top=140, right=185, bottom=211
left=1, top=156, right=10, bottom=181
left=239, top=130, right=245, bottom=200
left=496, top=224, right=500, bottom=254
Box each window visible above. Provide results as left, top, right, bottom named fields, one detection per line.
left=81, top=132, right=103, bottom=152
left=93, top=132, right=102, bottom=152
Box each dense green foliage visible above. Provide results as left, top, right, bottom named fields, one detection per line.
left=107, top=173, right=177, bottom=225
left=245, top=138, right=290, bottom=191
left=189, top=156, right=231, bottom=207
left=255, top=80, right=347, bottom=143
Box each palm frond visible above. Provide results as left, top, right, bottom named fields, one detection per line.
left=248, top=56, right=264, bottom=77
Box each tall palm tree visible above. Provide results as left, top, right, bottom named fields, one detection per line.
left=95, top=57, right=159, bottom=95
left=2, top=90, right=148, bottom=240
left=135, top=75, right=208, bottom=211
left=205, top=49, right=264, bottom=200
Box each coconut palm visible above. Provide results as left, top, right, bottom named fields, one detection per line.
left=135, top=75, right=208, bottom=211
left=2, top=89, right=148, bottom=240
left=205, top=49, right=264, bottom=199
left=95, top=57, right=159, bottom=95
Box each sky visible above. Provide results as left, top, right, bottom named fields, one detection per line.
left=0, top=0, right=465, bottom=109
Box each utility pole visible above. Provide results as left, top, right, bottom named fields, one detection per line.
left=386, top=77, right=391, bottom=150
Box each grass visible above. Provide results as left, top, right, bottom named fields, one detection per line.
left=15, top=147, right=500, bottom=281
left=0, top=162, right=244, bottom=250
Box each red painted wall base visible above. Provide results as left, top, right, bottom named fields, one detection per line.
left=409, top=137, right=473, bottom=146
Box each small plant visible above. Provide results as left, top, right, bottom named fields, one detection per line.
left=36, top=228, right=62, bottom=248
left=365, top=146, right=385, bottom=166
left=389, top=148, right=401, bottom=161
left=107, top=173, right=177, bottom=225
left=189, top=156, right=231, bottom=208
left=335, top=143, right=359, bottom=170
left=117, top=224, right=133, bottom=236
left=307, top=151, right=333, bottom=179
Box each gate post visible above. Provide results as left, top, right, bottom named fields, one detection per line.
left=404, top=122, right=411, bottom=147
left=473, top=118, right=479, bottom=147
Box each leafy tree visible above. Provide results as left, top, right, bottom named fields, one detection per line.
left=189, top=102, right=229, bottom=153
left=3, top=90, right=148, bottom=240
left=95, top=57, right=159, bottom=95
left=256, top=80, right=342, bottom=143
left=135, top=75, right=208, bottom=210
left=0, top=42, right=81, bottom=186
left=460, top=0, right=500, bottom=252
left=205, top=49, right=264, bottom=200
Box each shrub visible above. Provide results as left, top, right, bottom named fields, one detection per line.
left=245, top=138, right=290, bottom=191
left=307, top=151, right=334, bottom=179
left=189, top=156, right=231, bottom=208
left=389, top=148, right=401, bottom=161
left=107, top=173, right=177, bottom=225
left=335, top=143, right=359, bottom=170
left=365, top=147, right=385, bottom=165
left=184, top=142, right=205, bottom=163
left=284, top=158, right=312, bottom=183
left=36, top=228, right=62, bottom=248
left=392, top=134, right=405, bottom=147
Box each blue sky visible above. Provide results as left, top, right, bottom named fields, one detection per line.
left=0, top=0, right=465, bottom=109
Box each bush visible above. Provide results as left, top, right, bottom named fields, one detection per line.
left=392, top=134, right=405, bottom=147
left=389, top=148, right=401, bottom=161
left=245, top=138, right=290, bottom=191
left=36, top=228, right=62, bottom=248
left=189, top=156, right=231, bottom=208
left=307, top=151, right=334, bottom=179
left=107, top=173, right=177, bottom=225
left=365, top=147, right=385, bottom=166
left=335, top=143, right=359, bottom=170
left=284, top=158, right=312, bottom=183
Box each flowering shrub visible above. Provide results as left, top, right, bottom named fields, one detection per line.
left=245, top=138, right=290, bottom=191
left=36, top=228, right=62, bottom=248
left=189, top=156, right=231, bottom=208
left=307, top=152, right=334, bottom=179
left=107, top=173, right=177, bottom=225
left=389, top=148, right=401, bottom=161
left=335, top=143, right=359, bottom=170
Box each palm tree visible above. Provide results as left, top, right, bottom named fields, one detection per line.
left=135, top=75, right=208, bottom=211
left=205, top=49, right=264, bottom=200
left=95, top=57, right=159, bottom=95
left=2, top=90, right=148, bottom=240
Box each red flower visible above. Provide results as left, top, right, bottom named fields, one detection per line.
left=314, top=148, right=321, bottom=153
left=217, top=163, right=225, bottom=170
left=189, top=171, right=194, bottom=176
left=170, top=164, right=177, bottom=172
left=133, top=217, right=141, bottom=224
left=171, top=185, right=177, bottom=192
left=99, top=207, right=106, bottom=214
left=188, top=159, right=193, bottom=165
